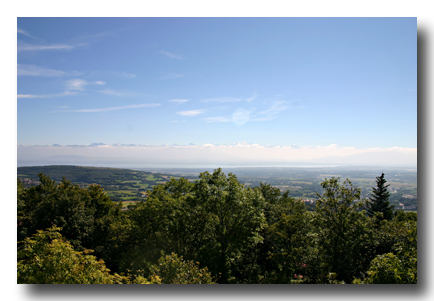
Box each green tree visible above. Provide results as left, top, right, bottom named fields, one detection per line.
left=366, top=173, right=394, bottom=220
left=17, top=174, right=125, bottom=273
left=148, top=252, right=215, bottom=284
left=252, top=183, right=311, bottom=283
left=262, top=204, right=311, bottom=283
left=17, top=226, right=161, bottom=284
left=354, top=220, right=417, bottom=284
left=126, top=169, right=266, bottom=283
left=17, top=227, right=124, bottom=284
left=308, top=177, right=373, bottom=283
left=191, top=169, right=266, bottom=283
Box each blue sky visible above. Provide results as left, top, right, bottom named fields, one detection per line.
left=17, top=17, right=417, bottom=166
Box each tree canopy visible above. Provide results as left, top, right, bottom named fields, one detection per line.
left=17, top=169, right=416, bottom=284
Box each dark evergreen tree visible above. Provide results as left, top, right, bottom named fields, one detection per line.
left=366, top=173, right=394, bottom=220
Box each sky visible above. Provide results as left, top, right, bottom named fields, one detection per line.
left=17, top=17, right=417, bottom=167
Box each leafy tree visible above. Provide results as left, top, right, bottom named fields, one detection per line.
left=17, top=179, right=28, bottom=241
left=190, top=169, right=266, bottom=283
left=248, top=183, right=312, bottom=283
left=366, top=173, right=394, bottom=220
left=16, top=168, right=417, bottom=284
left=354, top=220, right=417, bottom=284
left=261, top=205, right=311, bottom=283
left=18, top=227, right=124, bottom=284
left=17, top=226, right=162, bottom=284
left=125, top=169, right=266, bottom=283
left=148, top=252, right=215, bottom=284
left=307, top=177, right=373, bottom=283
left=17, top=174, right=125, bottom=273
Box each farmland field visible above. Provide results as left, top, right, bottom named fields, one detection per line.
left=18, top=165, right=417, bottom=211
left=17, top=165, right=174, bottom=203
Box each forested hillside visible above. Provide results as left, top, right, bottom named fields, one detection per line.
left=17, top=168, right=417, bottom=284
left=18, top=165, right=176, bottom=203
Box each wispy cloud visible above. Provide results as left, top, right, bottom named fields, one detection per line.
left=18, top=29, right=118, bottom=52
left=160, top=50, right=184, bottom=60
left=177, top=109, right=206, bottom=117
left=17, top=42, right=84, bottom=52
left=65, top=79, right=88, bottom=91
left=252, top=101, right=289, bottom=121
left=200, top=97, right=242, bottom=103
left=170, top=99, right=190, bottom=104
left=17, top=64, right=65, bottom=77
left=17, top=64, right=83, bottom=77
left=203, top=116, right=231, bottom=123
left=98, top=89, right=138, bottom=97
left=245, top=93, right=257, bottom=102
left=17, top=28, right=39, bottom=40
left=69, top=103, right=161, bottom=113
left=17, top=91, right=78, bottom=99
left=65, top=79, right=105, bottom=91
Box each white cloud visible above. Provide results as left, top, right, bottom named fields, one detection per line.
left=160, top=50, right=184, bottom=60
left=177, top=110, right=206, bottom=117
left=259, top=101, right=289, bottom=115
left=232, top=108, right=250, bottom=125
left=65, top=79, right=88, bottom=91
left=17, top=28, right=39, bottom=39
left=17, top=94, right=45, bottom=99
left=17, top=42, right=82, bottom=52
left=245, top=93, right=257, bottom=102
left=17, top=91, right=78, bottom=99
left=70, top=103, right=161, bottom=113
left=17, top=64, right=70, bottom=77
left=170, top=99, right=190, bottom=104
left=316, top=144, right=338, bottom=150
left=252, top=101, right=289, bottom=121
left=17, top=144, right=417, bottom=167
left=98, top=89, right=138, bottom=97
left=65, top=79, right=106, bottom=91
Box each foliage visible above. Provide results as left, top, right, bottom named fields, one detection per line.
left=125, top=169, right=266, bottom=283
left=307, top=177, right=373, bottom=283
left=17, top=168, right=417, bottom=284
left=17, top=227, right=125, bottom=284
left=17, top=174, right=129, bottom=274
left=148, top=252, right=215, bottom=284
left=190, top=169, right=266, bottom=283
left=354, top=221, right=417, bottom=284
left=366, top=173, right=394, bottom=220
left=257, top=183, right=311, bottom=283
left=18, top=174, right=119, bottom=247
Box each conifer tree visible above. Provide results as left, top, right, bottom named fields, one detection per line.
left=366, top=173, right=394, bottom=220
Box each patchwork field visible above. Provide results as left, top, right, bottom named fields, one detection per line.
left=17, top=165, right=172, bottom=203
left=18, top=165, right=417, bottom=211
